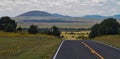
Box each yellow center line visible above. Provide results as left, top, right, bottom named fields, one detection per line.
left=81, top=42, right=104, bottom=59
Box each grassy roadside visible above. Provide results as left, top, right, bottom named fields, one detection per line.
left=93, top=35, right=120, bottom=49
left=0, top=32, right=62, bottom=59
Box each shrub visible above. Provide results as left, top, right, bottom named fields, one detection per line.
left=50, top=26, right=61, bottom=37
left=28, top=25, right=39, bottom=34
left=17, top=27, right=23, bottom=32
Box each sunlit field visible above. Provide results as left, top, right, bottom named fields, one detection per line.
left=93, top=35, right=120, bottom=48
left=0, top=32, right=62, bottom=59
left=61, top=31, right=90, bottom=40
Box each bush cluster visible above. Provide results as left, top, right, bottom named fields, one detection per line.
left=89, top=18, right=120, bottom=38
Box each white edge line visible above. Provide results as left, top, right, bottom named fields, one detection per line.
left=92, top=40, right=120, bottom=51
left=53, top=40, right=64, bottom=59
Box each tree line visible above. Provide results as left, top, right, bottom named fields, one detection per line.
left=0, top=16, right=61, bottom=37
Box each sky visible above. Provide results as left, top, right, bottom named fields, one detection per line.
left=0, top=0, right=120, bottom=17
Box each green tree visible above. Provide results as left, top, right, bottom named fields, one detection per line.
left=0, top=16, right=17, bottom=31
left=89, top=24, right=100, bottom=38
left=28, top=25, right=39, bottom=34
left=89, top=18, right=119, bottom=38
left=50, top=26, right=61, bottom=37
left=118, top=24, right=120, bottom=34
left=5, top=24, right=16, bottom=32
left=100, top=18, right=119, bottom=34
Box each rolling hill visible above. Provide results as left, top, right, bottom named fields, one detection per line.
left=82, top=15, right=106, bottom=19
left=17, top=11, right=71, bottom=18
left=17, top=11, right=53, bottom=17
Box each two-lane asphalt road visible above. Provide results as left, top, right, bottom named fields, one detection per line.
left=53, top=40, right=120, bottom=59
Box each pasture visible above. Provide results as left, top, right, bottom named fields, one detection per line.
left=0, top=32, right=62, bottom=59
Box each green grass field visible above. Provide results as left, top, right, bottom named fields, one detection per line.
left=93, top=35, right=120, bottom=48
left=0, top=32, right=62, bottom=59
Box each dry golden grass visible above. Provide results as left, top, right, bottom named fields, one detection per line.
left=0, top=31, right=53, bottom=37
left=61, top=31, right=90, bottom=40
left=93, top=35, right=120, bottom=48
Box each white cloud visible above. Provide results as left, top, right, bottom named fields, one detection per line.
left=0, top=0, right=120, bottom=17
left=117, top=2, right=120, bottom=5
left=91, top=0, right=107, bottom=3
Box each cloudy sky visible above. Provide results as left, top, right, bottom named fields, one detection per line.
left=0, top=0, right=120, bottom=17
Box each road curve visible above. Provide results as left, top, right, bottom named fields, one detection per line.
left=53, top=40, right=120, bottom=59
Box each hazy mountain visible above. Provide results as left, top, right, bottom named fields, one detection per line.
left=17, top=11, right=53, bottom=17
left=14, top=10, right=120, bottom=23
left=16, top=10, right=120, bottom=19
left=82, top=15, right=120, bottom=19
left=17, top=11, right=71, bottom=18
left=111, top=15, right=120, bottom=19
left=52, top=13, right=71, bottom=18
left=82, top=15, right=106, bottom=19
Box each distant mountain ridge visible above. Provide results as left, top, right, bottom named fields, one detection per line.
left=52, top=13, right=71, bottom=18
left=17, top=11, right=53, bottom=17
left=17, top=11, right=71, bottom=18
left=82, top=15, right=120, bottom=19
left=16, top=10, right=120, bottom=19
left=110, top=15, right=120, bottom=19
left=82, top=15, right=106, bottom=19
